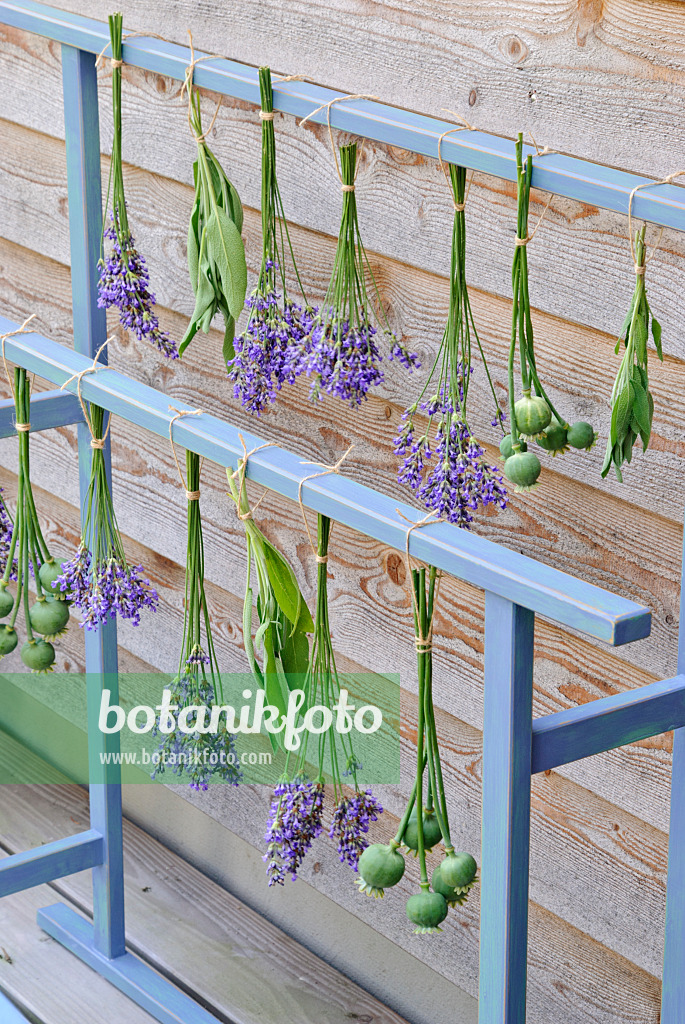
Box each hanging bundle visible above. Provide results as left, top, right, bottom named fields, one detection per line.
left=602, top=226, right=662, bottom=481
left=153, top=439, right=241, bottom=790
left=263, top=512, right=382, bottom=885
left=502, top=134, right=596, bottom=491
left=97, top=13, right=178, bottom=358
left=180, top=38, right=247, bottom=363
left=54, top=384, right=159, bottom=629
left=0, top=368, right=72, bottom=672
left=395, top=159, right=507, bottom=526
left=227, top=444, right=314, bottom=738
left=357, top=565, right=477, bottom=932
left=298, top=137, right=418, bottom=406
left=228, top=67, right=316, bottom=413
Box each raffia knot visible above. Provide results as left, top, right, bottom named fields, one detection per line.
left=316, top=554, right=329, bottom=563
left=110, top=58, right=124, bottom=69
left=186, top=489, right=201, bottom=501
left=515, top=235, right=530, bottom=247
left=90, top=437, right=105, bottom=449
left=635, top=264, right=646, bottom=276
left=341, top=183, right=355, bottom=192
left=15, top=423, right=30, bottom=432
left=259, top=110, right=275, bottom=121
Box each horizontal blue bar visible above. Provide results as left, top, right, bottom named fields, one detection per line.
left=37, top=903, right=223, bottom=1024
left=0, top=316, right=651, bottom=645
left=2, top=0, right=685, bottom=232
left=0, top=991, right=30, bottom=1024
left=531, top=674, right=685, bottom=773
left=0, top=830, right=104, bottom=897
left=0, top=390, right=84, bottom=438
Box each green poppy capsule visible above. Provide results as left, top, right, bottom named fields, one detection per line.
left=566, top=421, right=597, bottom=451
left=21, top=639, right=56, bottom=674
left=0, top=585, right=13, bottom=618
left=537, top=421, right=569, bottom=456
left=0, top=626, right=18, bottom=657
left=356, top=843, right=406, bottom=898
left=406, top=890, right=448, bottom=934
left=514, top=394, right=552, bottom=439
left=403, top=809, right=443, bottom=854
left=503, top=451, right=542, bottom=491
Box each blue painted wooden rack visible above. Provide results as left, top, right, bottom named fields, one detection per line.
left=0, top=3, right=683, bottom=1021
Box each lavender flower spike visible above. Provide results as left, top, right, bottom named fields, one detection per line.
left=98, top=218, right=178, bottom=359
left=330, top=789, right=383, bottom=871
left=263, top=778, right=325, bottom=885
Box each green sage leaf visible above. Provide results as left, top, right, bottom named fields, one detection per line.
left=205, top=209, right=247, bottom=320
left=263, top=540, right=304, bottom=627
left=652, top=315, right=663, bottom=360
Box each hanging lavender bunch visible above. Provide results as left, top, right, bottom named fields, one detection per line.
left=97, top=13, right=177, bottom=359
left=502, top=135, right=596, bottom=491
left=228, top=67, right=316, bottom=413
left=264, top=514, right=382, bottom=885
left=395, top=163, right=507, bottom=527
left=152, top=451, right=241, bottom=790
left=299, top=143, right=418, bottom=407
left=0, top=369, right=73, bottom=672
left=54, top=404, right=159, bottom=629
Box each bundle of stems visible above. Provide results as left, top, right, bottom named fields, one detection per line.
left=152, top=452, right=241, bottom=789
left=55, top=403, right=158, bottom=629
left=0, top=368, right=69, bottom=672
left=395, top=163, right=507, bottom=526
left=502, top=134, right=595, bottom=491
left=302, top=143, right=418, bottom=406
left=228, top=67, right=314, bottom=414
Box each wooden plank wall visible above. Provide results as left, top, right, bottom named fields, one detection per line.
left=1, top=2, right=684, bottom=1021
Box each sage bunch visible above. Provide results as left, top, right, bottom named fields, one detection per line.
left=357, top=566, right=477, bottom=934
left=152, top=452, right=241, bottom=790
left=502, top=134, right=596, bottom=491
left=227, top=462, right=314, bottom=748
left=54, top=404, right=159, bottom=629
left=601, top=226, right=661, bottom=482
left=180, top=72, right=247, bottom=363
left=97, top=13, right=177, bottom=358
left=394, top=163, right=507, bottom=526
left=263, top=514, right=383, bottom=885
left=0, top=369, right=72, bottom=672
left=228, top=67, right=316, bottom=414
left=299, top=143, right=419, bottom=406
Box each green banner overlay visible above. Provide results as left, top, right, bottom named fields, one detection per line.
left=0, top=672, right=401, bottom=786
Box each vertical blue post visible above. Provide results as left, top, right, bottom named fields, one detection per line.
left=661, top=525, right=685, bottom=1021
left=480, top=594, right=535, bottom=1024
left=61, top=44, right=125, bottom=960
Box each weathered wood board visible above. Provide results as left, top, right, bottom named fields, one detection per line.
left=0, top=4, right=682, bottom=1022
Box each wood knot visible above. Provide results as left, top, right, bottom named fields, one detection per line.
left=386, top=552, right=406, bottom=586
left=499, top=34, right=528, bottom=65
left=576, top=0, right=603, bottom=46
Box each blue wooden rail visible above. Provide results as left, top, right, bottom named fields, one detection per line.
left=0, top=3, right=682, bottom=1022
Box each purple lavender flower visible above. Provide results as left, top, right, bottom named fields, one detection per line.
left=151, top=674, right=242, bottom=791
left=263, top=778, right=325, bottom=885
left=54, top=546, right=158, bottom=630
left=395, top=390, right=508, bottom=527
left=305, top=313, right=385, bottom=407
left=98, top=214, right=178, bottom=360
left=329, top=789, right=383, bottom=871
left=228, top=288, right=313, bottom=414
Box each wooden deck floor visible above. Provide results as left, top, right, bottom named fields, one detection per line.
left=0, top=734, right=409, bottom=1024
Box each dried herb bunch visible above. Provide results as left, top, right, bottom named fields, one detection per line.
left=55, top=403, right=158, bottom=629
left=153, top=451, right=241, bottom=790
left=395, top=162, right=507, bottom=526
left=97, top=13, right=177, bottom=358
left=501, top=134, right=596, bottom=492
left=227, top=456, right=314, bottom=735
left=181, top=61, right=247, bottom=363
left=0, top=368, right=72, bottom=672
left=228, top=67, right=316, bottom=414
left=602, top=226, right=662, bottom=481
left=263, top=514, right=383, bottom=885
left=357, top=567, right=477, bottom=934
left=297, top=142, right=419, bottom=406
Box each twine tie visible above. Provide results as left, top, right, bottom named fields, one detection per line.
left=229, top=434, right=275, bottom=522
left=168, top=406, right=205, bottom=499
left=297, top=445, right=355, bottom=558
left=60, top=337, right=114, bottom=448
